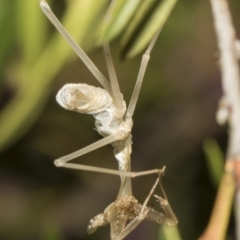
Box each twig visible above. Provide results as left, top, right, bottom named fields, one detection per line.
left=198, top=161, right=235, bottom=240
left=199, top=0, right=240, bottom=239
left=210, top=0, right=240, bottom=157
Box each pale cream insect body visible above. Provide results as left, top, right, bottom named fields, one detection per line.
left=40, top=1, right=178, bottom=239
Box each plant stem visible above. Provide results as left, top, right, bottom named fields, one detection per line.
left=200, top=0, right=240, bottom=238
left=199, top=160, right=235, bottom=240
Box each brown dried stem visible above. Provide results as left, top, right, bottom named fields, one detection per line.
left=210, top=0, right=240, bottom=157
left=199, top=161, right=235, bottom=240
left=199, top=0, right=240, bottom=239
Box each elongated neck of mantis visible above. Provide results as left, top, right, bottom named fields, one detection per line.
left=117, top=160, right=132, bottom=198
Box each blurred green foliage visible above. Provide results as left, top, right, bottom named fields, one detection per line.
left=42, top=225, right=63, bottom=240
left=121, top=0, right=178, bottom=59
left=159, top=224, right=182, bottom=240
left=0, top=0, right=177, bottom=152
left=0, top=0, right=178, bottom=239
left=203, top=138, right=224, bottom=188
left=0, top=0, right=14, bottom=89
left=1, top=0, right=239, bottom=240
left=0, top=0, right=109, bottom=151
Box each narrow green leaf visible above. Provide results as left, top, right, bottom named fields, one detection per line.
left=159, top=225, right=182, bottom=240
left=203, top=139, right=224, bottom=187
left=42, top=224, right=63, bottom=240
left=15, top=0, right=48, bottom=67
left=98, top=0, right=141, bottom=44
left=121, top=0, right=178, bottom=59
left=0, top=0, right=108, bottom=151
left=120, top=0, right=156, bottom=51
left=0, top=0, right=14, bottom=83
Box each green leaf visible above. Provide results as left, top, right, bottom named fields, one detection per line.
left=0, top=0, right=14, bottom=84
left=0, top=0, right=108, bottom=151
left=15, top=0, right=48, bottom=67
left=97, top=0, right=141, bottom=44
left=203, top=138, right=224, bottom=187
left=121, top=0, right=178, bottom=59
left=159, top=225, right=182, bottom=240
left=120, top=0, right=156, bottom=54
left=42, top=224, right=63, bottom=240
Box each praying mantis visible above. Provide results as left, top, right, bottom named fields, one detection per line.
left=39, top=0, right=178, bottom=239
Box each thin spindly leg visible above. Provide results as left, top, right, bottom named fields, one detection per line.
left=153, top=195, right=178, bottom=226
left=58, top=161, right=165, bottom=178
left=54, top=132, right=123, bottom=166
left=141, top=174, right=161, bottom=212
left=153, top=175, right=178, bottom=226
left=103, top=43, right=124, bottom=114
left=125, top=28, right=162, bottom=119
left=113, top=175, right=162, bottom=240
left=39, top=0, right=111, bottom=93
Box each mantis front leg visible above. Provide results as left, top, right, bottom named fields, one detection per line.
left=147, top=176, right=178, bottom=226
left=54, top=132, right=123, bottom=166
left=39, top=0, right=111, bottom=93
left=153, top=195, right=178, bottom=226
left=58, top=161, right=165, bottom=178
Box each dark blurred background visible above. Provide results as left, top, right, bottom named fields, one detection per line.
left=0, top=0, right=240, bottom=239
